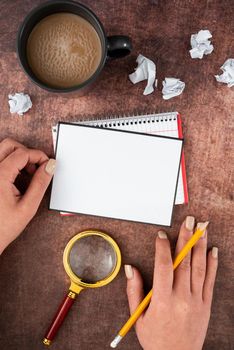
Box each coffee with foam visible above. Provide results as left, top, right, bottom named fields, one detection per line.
left=27, top=13, right=102, bottom=88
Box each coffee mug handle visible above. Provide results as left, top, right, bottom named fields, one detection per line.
left=107, top=36, right=132, bottom=58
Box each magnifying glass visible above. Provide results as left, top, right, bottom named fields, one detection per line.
left=43, top=230, right=121, bottom=346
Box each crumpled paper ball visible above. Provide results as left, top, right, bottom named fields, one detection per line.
left=215, top=58, right=234, bottom=87
left=8, top=92, right=32, bottom=116
left=189, top=30, right=214, bottom=59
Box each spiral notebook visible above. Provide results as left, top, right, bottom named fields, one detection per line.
left=52, top=112, right=188, bottom=211
left=50, top=112, right=187, bottom=226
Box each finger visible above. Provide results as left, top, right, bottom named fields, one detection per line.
left=0, top=139, right=38, bottom=175
left=125, top=265, right=145, bottom=317
left=125, top=265, right=145, bottom=333
left=0, top=148, right=48, bottom=183
left=173, top=216, right=195, bottom=294
left=152, top=231, right=173, bottom=303
left=203, top=247, right=218, bottom=306
left=12, top=185, right=21, bottom=197
left=191, top=223, right=208, bottom=296
left=18, top=159, right=56, bottom=219
left=25, top=163, right=37, bottom=175
left=0, top=138, right=26, bottom=162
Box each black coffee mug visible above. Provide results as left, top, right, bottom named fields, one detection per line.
left=17, top=0, right=132, bottom=93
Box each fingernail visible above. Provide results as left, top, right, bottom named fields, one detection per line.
left=212, top=247, right=218, bottom=258
left=45, top=159, right=56, bottom=175
left=185, top=216, right=195, bottom=231
left=158, top=231, right=167, bottom=239
left=197, top=222, right=207, bottom=238
left=124, top=265, right=134, bottom=280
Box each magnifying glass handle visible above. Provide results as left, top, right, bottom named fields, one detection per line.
left=43, top=291, right=77, bottom=346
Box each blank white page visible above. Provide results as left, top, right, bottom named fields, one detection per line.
left=50, top=123, right=183, bottom=226
left=52, top=112, right=187, bottom=207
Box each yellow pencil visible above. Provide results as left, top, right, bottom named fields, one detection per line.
left=110, top=221, right=209, bottom=348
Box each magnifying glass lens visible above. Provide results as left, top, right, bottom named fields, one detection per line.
left=69, top=235, right=117, bottom=283
left=44, top=231, right=121, bottom=345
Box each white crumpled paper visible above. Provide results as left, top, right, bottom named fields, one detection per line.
left=162, top=78, right=185, bottom=100
left=8, top=92, right=32, bottom=116
left=129, top=54, right=156, bottom=95
left=189, top=30, right=214, bottom=59
left=215, top=58, right=234, bottom=87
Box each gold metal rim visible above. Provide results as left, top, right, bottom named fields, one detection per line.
left=63, top=230, right=121, bottom=288
left=43, top=338, right=51, bottom=346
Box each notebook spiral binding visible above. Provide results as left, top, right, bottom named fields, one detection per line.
left=78, top=110, right=178, bottom=129
left=52, top=109, right=178, bottom=132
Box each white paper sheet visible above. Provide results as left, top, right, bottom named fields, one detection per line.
left=52, top=112, right=187, bottom=207
left=50, top=124, right=183, bottom=226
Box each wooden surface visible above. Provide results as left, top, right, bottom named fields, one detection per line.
left=0, top=1, right=234, bottom=349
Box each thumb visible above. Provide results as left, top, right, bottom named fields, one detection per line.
left=125, top=265, right=145, bottom=318
left=19, top=159, right=56, bottom=218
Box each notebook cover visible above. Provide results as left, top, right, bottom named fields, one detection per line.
left=177, top=113, right=189, bottom=203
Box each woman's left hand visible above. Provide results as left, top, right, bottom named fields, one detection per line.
left=0, top=138, right=56, bottom=254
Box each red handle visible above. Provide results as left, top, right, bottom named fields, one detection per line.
left=43, top=291, right=76, bottom=346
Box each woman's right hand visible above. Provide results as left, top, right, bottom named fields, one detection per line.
left=125, top=216, right=218, bottom=350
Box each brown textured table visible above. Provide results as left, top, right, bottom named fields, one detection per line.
left=0, top=1, right=234, bottom=349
